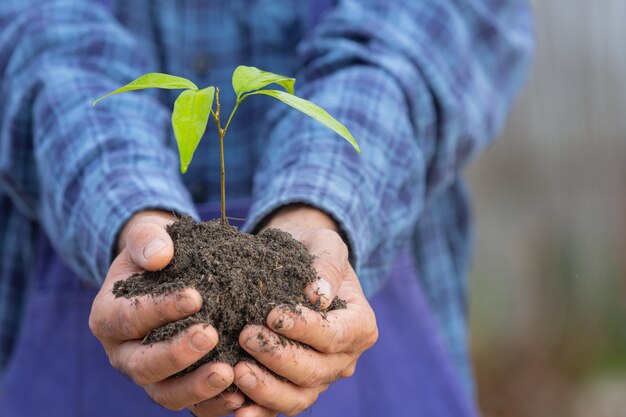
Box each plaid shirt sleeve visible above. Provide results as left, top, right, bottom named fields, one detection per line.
left=0, top=0, right=197, bottom=284
left=245, top=0, right=534, bottom=296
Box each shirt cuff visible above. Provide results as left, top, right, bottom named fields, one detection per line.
left=243, top=162, right=383, bottom=296
left=82, top=169, right=198, bottom=286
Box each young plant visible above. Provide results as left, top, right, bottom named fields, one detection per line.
left=94, top=65, right=359, bottom=226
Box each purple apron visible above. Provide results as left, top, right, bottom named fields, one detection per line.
left=0, top=3, right=476, bottom=415
left=0, top=201, right=477, bottom=417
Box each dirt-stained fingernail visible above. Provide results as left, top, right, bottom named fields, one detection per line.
left=275, top=313, right=294, bottom=331
left=143, top=239, right=167, bottom=259
left=314, top=279, right=332, bottom=303
left=237, top=372, right=257, bottom=390
left=244, top=336, right=261, bottom=353
left=189, top=331, right=213, bottom=352
left=206, top=372, right=226, bottom=390
left=176, top=292, right=201, bottom=315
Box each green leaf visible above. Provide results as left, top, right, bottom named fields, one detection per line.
left=232, top=65, right=295, bottom=99
left=247, top=90, right=360, bottom=153
left=172, top=86, right=215, bottom=173
left=93, top=73, right=198, bottom=106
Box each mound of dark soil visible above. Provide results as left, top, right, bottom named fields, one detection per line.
left=112, top=216, right=344, bottom=373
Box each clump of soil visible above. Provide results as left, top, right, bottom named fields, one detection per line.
left=113, top=216, right=345, bottom=373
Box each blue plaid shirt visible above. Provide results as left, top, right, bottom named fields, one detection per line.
left=0, top=0, right=534, bottom=389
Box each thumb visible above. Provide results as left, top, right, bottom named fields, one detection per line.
left=124, top=214, right=175, bottom=271
left=302, top=229, right=349, bottom=310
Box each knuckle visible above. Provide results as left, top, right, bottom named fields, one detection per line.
left=118, top=306, right=138, bottom=338
left=364, top=315, right=379, bottom=349
left=126, top=222, right=145, bottom=245
left=300, top=311, right=323, bottom=339
left=301, top=369, right=325, bottom=388
left=127, top=351, right=155, bottom=386
left=286, top=397, right=312, bottom=417
left=152, top=298, right=177, bottom=324
left=108, top=351, right=125, bottom=374
left=163, top=342, right=187, bottom=370
left=88, top=312, right=103, bottom=339
left=340, top=364, right=356, bottom=379
left=328, top=325, right=348, bottom=352
left=368, top=324, right=379, bottom=348
left=264, top=341, right=286, bottom=361
left=149, top=386, right=183, bottom=411
left=318, top=258, right=343, bottom=281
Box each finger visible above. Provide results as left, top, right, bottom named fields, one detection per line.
left=109, top=324, right=217, bottom=385
left=93, top=288, right=202, bottom=342
left=234, top=362, right=319, bottom=416
left=299, top=229, right=348, bottom=309
left=334, top=264, right=368, bottom=302
left=125, top=218, right=175, bottom=271
left=267, top=276, right=376, bottom=354
left=190, top=391, right=246, bottom=416
left=240, top=326, right=352, bottom=388
left=234, top=404, right=278, bottom=417
left=144, top=362, right=233, bottom=411
left=323, top=268, right=379, bottom=352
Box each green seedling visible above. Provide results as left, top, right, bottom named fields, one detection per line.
left=94, top=65, right=359, bottom=226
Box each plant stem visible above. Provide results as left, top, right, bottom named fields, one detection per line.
left=223, top=100, right=240, bottom=133
left=213, top=87, right=227, bottom=227
left=212, top=90, right=246, bottom=228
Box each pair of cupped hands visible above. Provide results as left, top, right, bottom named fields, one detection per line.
left=89, top=205, right=378, bottom=417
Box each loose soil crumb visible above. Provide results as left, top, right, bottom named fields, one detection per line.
left=113, top=216, right=345, bottom=374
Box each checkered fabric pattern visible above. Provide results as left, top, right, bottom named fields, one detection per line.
left=0, top=0, right=534, bottom=391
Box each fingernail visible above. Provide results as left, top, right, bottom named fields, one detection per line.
left=143, top=239, right=167, bottom=259
left=315, top=279, right=332, bottom=301
left=225, top=401, right=242, bottom=410
left=244, top=336, right=260, bottom=353
left=189, top=331, right=213, bottom=352
left=237, top=372, right=257, bottom=390
left=206, top=372, right=226, bottom=390
left=275, top=313, right=294, bottom=331
left=176, top=293, right=200, bottom=315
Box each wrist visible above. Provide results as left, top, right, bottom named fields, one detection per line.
left=261, top=204, right=338, bottom=233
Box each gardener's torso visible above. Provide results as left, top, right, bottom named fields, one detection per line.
left=0, top=0, right=473, bottom=395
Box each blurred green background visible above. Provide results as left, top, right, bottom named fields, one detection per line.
left=468, top=1, right=626, bottom=416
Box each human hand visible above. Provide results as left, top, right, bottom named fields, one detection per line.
left=89, top=210, right=245, bottom=415
left=233, top=205, right=378, bottom=416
